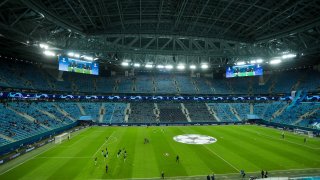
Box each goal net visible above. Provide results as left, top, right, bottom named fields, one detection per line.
left=55, top=132, right=70, bottom=144
left=293, top=129, right=314, bottom=138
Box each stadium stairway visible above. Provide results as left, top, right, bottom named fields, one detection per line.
left=269, top=103, right=289, bottom=121
left=154, top=103, right=160, bottom=121
left=52, top=104, right=76, bottom=122
left=6, top=106, right=51, bottom=130
left=293, top=107, right=320, bottom=125
left=124, top=103, right=130, bottom=123
left=228, top=104, right=242, bottom=121
left=98, top=103, right=105, bottom=123
left=180, top=103, right=191, bottom=122
left=205, top=103, right=221, bottom=122
left=77, top=103, right=86, bottom=115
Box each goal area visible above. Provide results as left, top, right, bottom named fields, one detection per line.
left=55, top=132, right=70, bottom=144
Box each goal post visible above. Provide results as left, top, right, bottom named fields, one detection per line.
left=293, top=129, right=314, bottom=138
left=55, top=132, right=70, bottom=144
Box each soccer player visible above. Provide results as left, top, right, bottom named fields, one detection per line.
left=101, top=150, right=104, bottom=156
left=106, top=151, right=109, bottom=158
left=103, top=153, right=107, bottom=161
left=207, top=175, right=210, bottom=180
left=161, top=171, right=164, bottom=179
left=176, top=155, right=179, bottom=163
left=105, top=164, right=108, bottom=173
left=94, top=157, right=97, bottom=166
left=282, top=132, right=285, bottom=139
left=304, top=137, right=307, bottom=143
left=211, top=174, right=215, bottom=180
left=117, top=150, right=121, bottom=158
left=264, top=171, right=268, bottom=178
left=261, top=170, right=264, bottom=178
left=124, top=153, right=127, bottom=162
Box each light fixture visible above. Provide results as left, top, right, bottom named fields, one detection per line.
left=133, top=63, right=140, bottom=67
left=270, top=59, right=281, bottom=64
left=121, top=62, right=129, bottom=66
left=39, top=43, right=48, bottom=49
left=177, top=64, right=185, bottom=70
left=236, top=61, right=245, bottom=65
left=43, top=50, right=55, bottom=56
left=145, top=64, right=153, bottom=68
left=190, top=65, right=196, bottom=70
left=256, top=59, right=263, bottom=63
left=157, top=65, right=164, bottom=69
left=84, top=56, right=94, bottom=61
left=165, top=65, right=173, bottom=70
left=74, top=53, right=80, bottom=58
left=282, top=54, right=296, bottom=59
left=201, top=64, right=209, bottom=69
left=67, top=52, right=74, bottom=57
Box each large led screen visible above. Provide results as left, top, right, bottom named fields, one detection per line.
left=58, top=56, right=99, bottom=75
left=226, top=64, right=263, bottom=78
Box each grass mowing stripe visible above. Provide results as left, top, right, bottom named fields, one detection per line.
left=0, top=127, right=90, bottom=176
left=0, top=125, right=319, bottom=179
left=244, top=126, right=320, bottom=150
left=174, top=126, right=239, bottom=174
left=0, top=144, right=56, bottom=176
left=92, top=131, right=117, bottom=158
left=220, top=126, right=313, bottom=169
left=177, top=126, right=241, bottom=173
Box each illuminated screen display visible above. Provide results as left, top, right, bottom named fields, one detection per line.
left=226, top=64, right=263, bottom=78
left=58, top=56, right=99, bottom=75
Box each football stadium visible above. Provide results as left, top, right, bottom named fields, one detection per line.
left=0, top=1, right=319, bottom=180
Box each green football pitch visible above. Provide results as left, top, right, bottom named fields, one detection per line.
left=1, top=125, right=320, bottom=179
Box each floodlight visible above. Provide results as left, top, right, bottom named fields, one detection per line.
left=177, top=64, right=185, bottom=70
left=39, top=43, right=48, bottom=49
left=256, top=59, right=263, bottom=63
left=165, top=65, right=173, bottom=70
left=121, top=62, right=129, bottom=66
left=67, top=52, right=74, bottom=57
left=270, top=59, right=281, bottom=64
left=43, top=50, right=55, bottom=56
left=236, top=61, right=245, bottom=65
left=190, top=65, right=196, bottom=69
left=157, top=65, right=164, bottom=69
left=201, top=64, right=209, bottom=69
left=84, top=56, right=94, bottom=61
left=145, top=64, right=153, bottom=68
left=282, top=54, right=296, bottom=59
left=133, top=63, right=140, bottom=67
left=74, top=53, right=80, bottom=58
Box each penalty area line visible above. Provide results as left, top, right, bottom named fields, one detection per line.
left=203, top=145, right=240, bottom=172
left=91, top=131, right=116, bottom=158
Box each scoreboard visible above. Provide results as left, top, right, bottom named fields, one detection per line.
left=58, top=56, right=99, bottom=75
left=226, top=64, right=263, bottom=78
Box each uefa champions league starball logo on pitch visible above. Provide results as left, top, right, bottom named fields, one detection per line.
left=173, top=134, right=217, bottom=145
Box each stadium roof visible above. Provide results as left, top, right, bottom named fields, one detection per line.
left=0, top=0, right=319, bottom=66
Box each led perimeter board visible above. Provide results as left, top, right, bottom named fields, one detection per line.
left=58, top=56, right=99, bottom=75
left=226, top=64, right=263, bottom=78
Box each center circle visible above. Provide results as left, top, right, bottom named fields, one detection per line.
left=173, top=134, right=217, bottom=144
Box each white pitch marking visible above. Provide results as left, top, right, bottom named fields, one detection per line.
left=91, top=131, right=116, bottom=158
left=203, top=145, right=240, bottom=172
